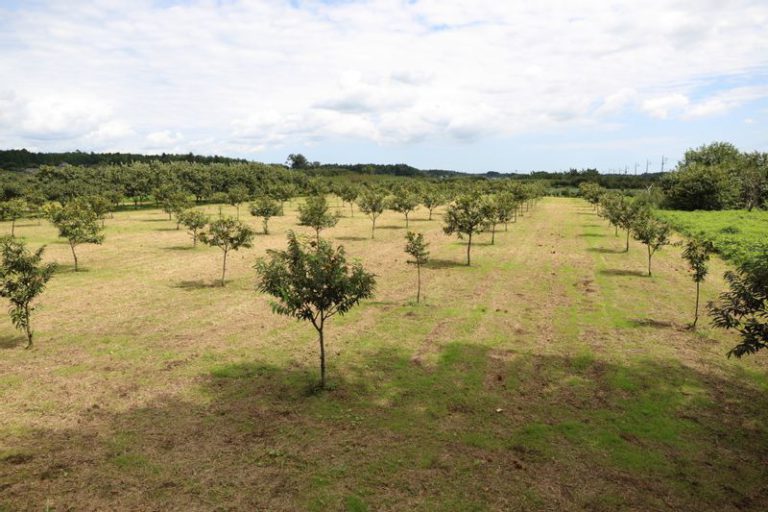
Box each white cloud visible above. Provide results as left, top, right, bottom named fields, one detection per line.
left=683, top=86, right=768, bottom=119
left=146, top=130, right=184, bottom=147
left=642, top=94, right=690, bottom=119
left=0, top=0, right=766, bottom=158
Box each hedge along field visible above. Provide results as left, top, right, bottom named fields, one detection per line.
left=1, top=197, right=768, bottom=511
left=656, top=208, right=768, bottom=265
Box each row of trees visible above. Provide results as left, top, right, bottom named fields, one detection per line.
left=588, top=186, right=767, bottom=358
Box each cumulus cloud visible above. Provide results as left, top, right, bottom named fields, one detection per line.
left=642, top=94, right=691, bottom=119
left=0, top=0, right=766, bottom=163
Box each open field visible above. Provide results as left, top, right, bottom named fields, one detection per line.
left=656, top=209, right=768, bottom=265
left=1, top=197, right=768, bottom=511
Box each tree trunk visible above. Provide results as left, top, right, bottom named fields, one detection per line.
left=263, top=218, right=269, bottom=235
left=236, top=204, right=240, bottom=220
left=428, top=208, right=433, bottom=221
left=371, top=218, right=376, bottom=239
left=504, top=222, right=508, bottom=232
left=405, top=213, right=409, bottom=229
left=11, top=219, right=16, bottom=237
left=647, top=245, right=652, bottom=276
left=350, top=202, right=354, bottom=217
left=70, top=242, right=79, bottom=271
left=614, top=225, right=618, bottom=237
left=416, top=263, right=421, bottom=304
left=24, top=304, right=32, bottom=349
left=221, top=250, right=228, bottom=286
left=193, top=230, right=198, bottom=247
left=466, top=232, right=472, bottom=266
left=625, top=229, right=630, bottom=252
left=693, top=280, right=700, bottom=328
left=491, top=224, right=496, bottom=245
left=318, top=323, right=326, bottom=389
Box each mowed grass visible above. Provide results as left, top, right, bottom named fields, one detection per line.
left=656, top=208, right=768, bottom=264
left=1, top=197, right=768, bottom=511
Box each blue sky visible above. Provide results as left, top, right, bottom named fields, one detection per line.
left=0, top=0, right=766, bottom=172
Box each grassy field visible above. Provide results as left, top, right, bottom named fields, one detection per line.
left=1, top=197, right=768, bottom=511
left=656, top=208, right=768, bottom=264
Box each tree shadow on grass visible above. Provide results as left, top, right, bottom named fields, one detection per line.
left=629, top=318, right=677, bottom=329
left=162, top=245, right=196, bottom=251
left=599, top=268, right=648, bottom=277
left=334, top=236, right=368, bottom=242
left=4, top=346, right=768, bottom=510
left=53, top=264, right=89, bottom=274
left=376, top=225, right=405, bottom=230
left=424, top=258, right=467, bottom=269
left=577, top=233, right=606, bottom=238
left=157, top=228, right=180, bottom=232
left=0, top=334, right=25, bottom=349
left=587, top=247, right=626, bottom=254
left=142, top=218, right=169, bottom=223
left=172, top=280, right=223, bottom=290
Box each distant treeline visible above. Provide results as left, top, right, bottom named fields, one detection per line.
left=0, top=149, right=247, bottom=170
left=1, top=149, right=661, bottom=190
left=659, top=142, right=768, bottom=211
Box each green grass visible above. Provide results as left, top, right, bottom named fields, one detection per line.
left=657, top=208, right=768, bottom=264
left=1, top=198, right=767, bottom=510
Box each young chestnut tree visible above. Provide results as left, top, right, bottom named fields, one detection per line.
left=598, top=192, right=624, bottom=237
left=298, top=195, right=338, bottom=243
left=0, top=237, right=56, bottom=348
left=84, top=195, right=113, bottom=228
left=211, top=192, right=229, bottom=217
left=494, top=192, right=516, bottom=230
left=227, top=185, right=251, bottom=220
left=631, top=213, right=671, bottom=276
left=337, top=184, right=359, bottom=217
left=255, top=232, right=375, bottom=388
left=0, top=198, right=28, bottom=237
left=617, top=199, right=647, bottom=252
left=47, top=198, right=105, bottom=271
left=682, top=237, right=714, bottom=328
left=199, top=217, right=255, bottom=286
left=579, top=182, right=604, bottom=209
left=268, top=183, right=296, bottom=215
left=357, top=189, right=387, bottom=239
left=480, top=199, right=501, bottom=245
left=709, top=248, right=768, bottom=358
left=155, top=185, right=190, bottom=222
left=388, top=190, right=420, bottom=228
left=404, top=231, right=429, bottom=304
left=177, top=209, right=209, bottom=246
left=443, top=194, right=490, bottom=266
left=421, top=189, right=444, bottom=221
left=250, top=196, right=282, bottom=234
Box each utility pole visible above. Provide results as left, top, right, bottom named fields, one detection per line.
left=661, top=155, right=668, bottom=173
left=645, top=159, right=650, bottom=174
